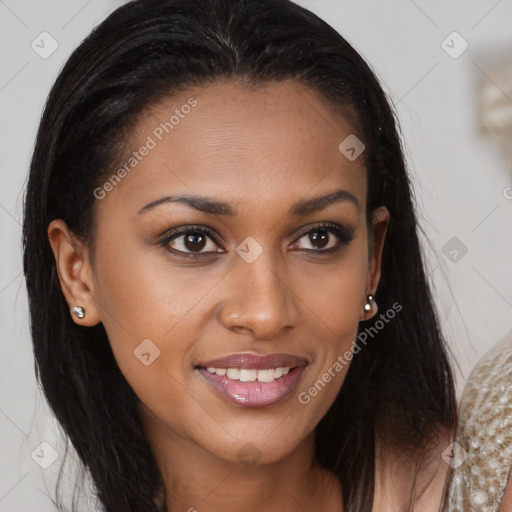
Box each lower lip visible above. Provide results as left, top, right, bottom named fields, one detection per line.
left=197, top=366, right=306, bottom=408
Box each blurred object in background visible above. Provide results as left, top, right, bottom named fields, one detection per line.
left=477, top=47, right=512, bottom=171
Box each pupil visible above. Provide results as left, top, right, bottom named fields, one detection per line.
left=184, top=232, right=206, bottom=252
left=311, top=230, right=328, bottom=249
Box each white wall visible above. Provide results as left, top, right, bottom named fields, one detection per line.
left=1, top=0, right=511, bottom=509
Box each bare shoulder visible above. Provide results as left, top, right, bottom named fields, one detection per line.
left=410, top=427, right=454, bottom=511
left=500, top=472, right=512, bottom=512
left=373, top=427, right=454, bottom=512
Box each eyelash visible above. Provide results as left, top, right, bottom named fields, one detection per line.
left=157, top=221, right=355, bottom=259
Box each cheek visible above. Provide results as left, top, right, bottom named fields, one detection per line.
left=293, top=246, right=368, bottom=413
left=295, top=247, right=368, bottom=339
left=90, top=250, right=201, bottom=436
left=89, top=241, right=201, bottom=387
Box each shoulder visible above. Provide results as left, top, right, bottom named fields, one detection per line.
left=442, top=329, right=512, bottom=512
left=374, top=427, right=453, bottom=512
left=457, top=328, right=512, bottom=448
left=459, top=329, right=512, bottom=417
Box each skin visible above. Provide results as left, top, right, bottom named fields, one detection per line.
left=500, top=475, right=512, bottom=511
left=47, top=79, right=447, bottom=511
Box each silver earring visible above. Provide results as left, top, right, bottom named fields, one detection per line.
left=72, top=306, right=85, bottom=319
left=364, top=295, right=375, bottom=312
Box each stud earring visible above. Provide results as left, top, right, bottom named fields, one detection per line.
left=71, top=306, right=85, bottom=319
left=364, top=294, right=376, bottom=312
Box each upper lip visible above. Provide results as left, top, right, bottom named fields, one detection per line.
left=197, top=352, right=309, bottom=370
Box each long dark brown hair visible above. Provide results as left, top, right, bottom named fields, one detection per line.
left=22, top=0, right=457, bottom=510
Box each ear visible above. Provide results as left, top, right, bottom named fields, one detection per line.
left=360, top=206, right=390, bottom=321
left=47, top=219, right=101, bottom=326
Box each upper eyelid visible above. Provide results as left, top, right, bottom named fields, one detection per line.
left=293, top=222, right=353, bottom=237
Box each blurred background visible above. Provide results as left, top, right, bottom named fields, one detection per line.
left=1, top=0, right=511, bottom=509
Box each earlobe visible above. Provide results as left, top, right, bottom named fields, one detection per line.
left=359, top=294, right=379, bottom=321
left=47, top=219, right=101, bottom=326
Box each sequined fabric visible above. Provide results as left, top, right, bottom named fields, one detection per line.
left=441, top=329, right=512, bottom=512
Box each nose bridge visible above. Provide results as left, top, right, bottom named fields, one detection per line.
left=221, top=244, right=296, bottom=337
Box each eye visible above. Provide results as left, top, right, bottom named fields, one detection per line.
left=158, top=221, right=355, bottom=259
left=159, top=225, right=224, bottom=258
left=290, top=221, right=355, bottom=253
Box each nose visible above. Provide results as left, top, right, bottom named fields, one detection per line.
left=219, top=250, right=298, bottom=340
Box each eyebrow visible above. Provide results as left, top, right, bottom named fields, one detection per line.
left=138, top=188, right=360, bottom=216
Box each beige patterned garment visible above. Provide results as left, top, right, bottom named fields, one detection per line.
left=441, top=329, right=512, bottom=512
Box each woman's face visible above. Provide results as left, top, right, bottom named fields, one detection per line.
left=50, top=80, right=389, bottom=467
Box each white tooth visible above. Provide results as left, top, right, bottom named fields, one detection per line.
left=217, top=367, right=292, bottom=381
left=226, top=368, right=240, bottom=380
left=239, top=369, right=257, bottom=382
left=257, top=369, right=275, bottom=382
left=274, top=367, right=284, bottom=379
left=207, top=367, right=216, bottom=374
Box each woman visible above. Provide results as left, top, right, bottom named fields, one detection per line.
left=22, top=0, right=457, bottom=510
left=441, top=328, right=512, bottom=512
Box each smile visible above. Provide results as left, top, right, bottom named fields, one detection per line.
left=195, top=352, right=308, bottom=408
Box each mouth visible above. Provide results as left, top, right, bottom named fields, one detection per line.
left=194, top=352, right=309, bottom=408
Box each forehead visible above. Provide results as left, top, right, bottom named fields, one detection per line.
left=98, top=79, right=367, bottom=216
